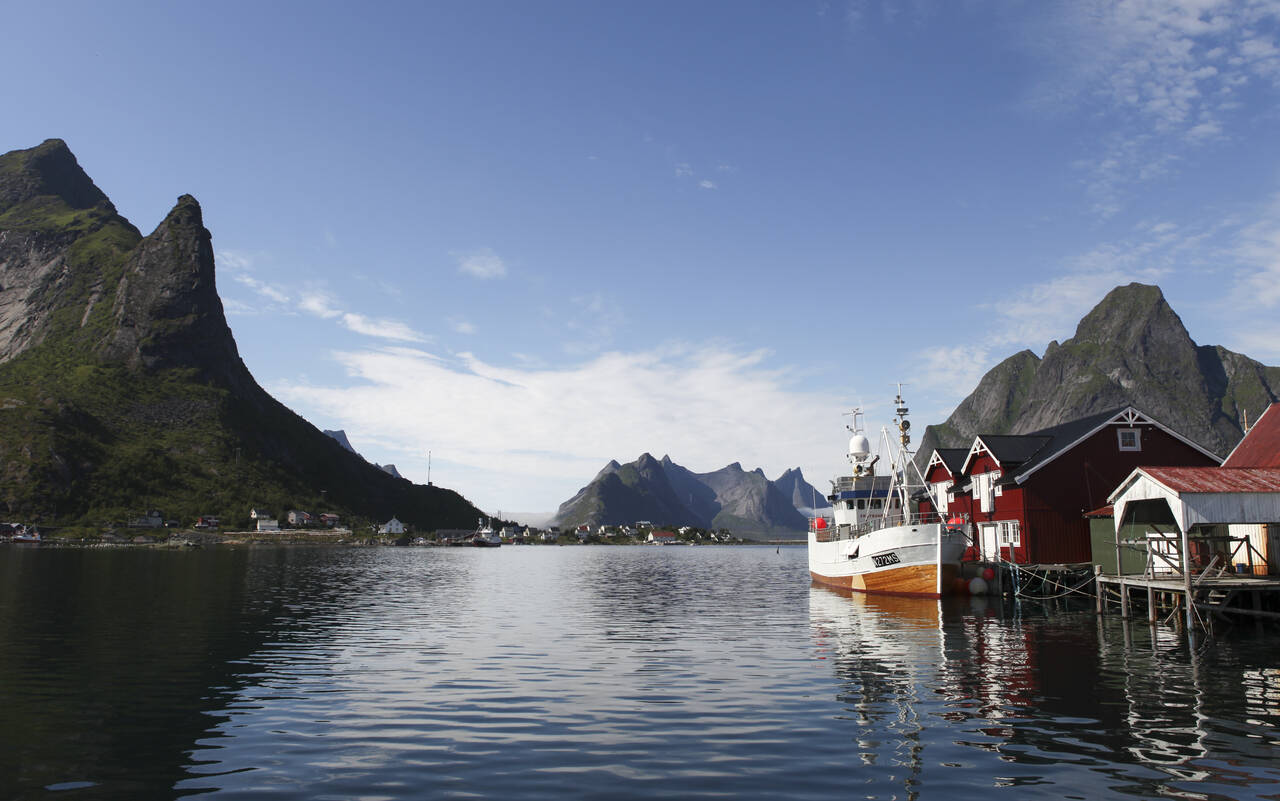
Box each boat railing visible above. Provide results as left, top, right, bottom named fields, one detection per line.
left=811, top=510, right=951, bottom=542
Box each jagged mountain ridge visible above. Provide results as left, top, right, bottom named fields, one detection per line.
left=552, top=454, right=818, bottom=538
left=323, top=429, right=404, bottom=478
left=917, top=283, right=1280, bottom=462
left=0, top=139, right=480, bottom=530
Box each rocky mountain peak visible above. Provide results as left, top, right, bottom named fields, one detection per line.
left=100, top=194, right=248, bottom=387
left=1072, top=283, right=1192, bottom=356
left=917, top=282, right=1279, bottom=464
left=0, top=138, right=113, bottom=215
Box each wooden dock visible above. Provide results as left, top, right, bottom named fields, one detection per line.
left=1096, top=569, right=1280, bottom=633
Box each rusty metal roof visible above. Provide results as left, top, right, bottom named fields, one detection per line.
left=1142, top=466, right=1280, bottom=493
left=1223, top=402, right=1280, bottom=468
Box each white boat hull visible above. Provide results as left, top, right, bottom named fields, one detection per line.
left=809, top=522, right=966, bottom=597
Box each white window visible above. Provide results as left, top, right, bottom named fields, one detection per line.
left=992, top=469, right=1003, bottom=497
left=998, top=520, right=1021, bottom=546
left=1118, top=428, right=1141, bottom=451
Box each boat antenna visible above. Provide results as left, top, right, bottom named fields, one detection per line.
left=894, top=383, right=911, bottom=452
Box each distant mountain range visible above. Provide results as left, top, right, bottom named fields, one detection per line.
left=552, top=454, right=828, bottom=539
left=0, top=139, right=479, bottom=530
left=917, top=283, right=1279, bottom=464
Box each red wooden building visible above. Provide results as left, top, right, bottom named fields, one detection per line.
left=918, top=407, right=1221, bottom=564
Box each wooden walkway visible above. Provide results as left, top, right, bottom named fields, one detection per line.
left=1096, top=571, right=1280, bottom=633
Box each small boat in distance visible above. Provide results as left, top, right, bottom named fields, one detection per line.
left=471, top=518, right=502, bottom=548
left=9, top=525, right=41, bottom=544
left=808, top=390, right=966, bottom=597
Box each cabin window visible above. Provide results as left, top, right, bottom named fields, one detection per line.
left=870, top=498, right=883, bottom=510
left=998, top=520, right=1021, bottom=546
left=857, top=499, right=866, bottom=510
left=1118, top=428, right=1141, bottom=452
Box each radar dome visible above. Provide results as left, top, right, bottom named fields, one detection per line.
left=848, top=434, right=871, bottom=460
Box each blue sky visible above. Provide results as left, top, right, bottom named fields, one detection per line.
left=5, top=1, right=1280, bottom=518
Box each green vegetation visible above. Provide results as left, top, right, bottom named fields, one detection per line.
left=0, top=139, right=480, bottom=534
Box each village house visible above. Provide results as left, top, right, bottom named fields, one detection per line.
left=1109, top=403, right=1280, bottom=577
left=193, top=515, right=219, bottom=529
left=378, top=517, right=405, bottom=535
left=918, top=407, right=1219, bottom=564
left=319, top=513, right=340, bottom=527
left=287, top=510, right=312, bottom=527
left=648, top=530, right=677, bottom=545
left=249, top=507, right=270, bottom=520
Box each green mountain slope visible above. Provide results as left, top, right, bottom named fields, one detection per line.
left=0, top=139, right=480, bottom=532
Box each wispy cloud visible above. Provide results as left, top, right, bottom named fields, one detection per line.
left=674, top=163, right=693, bottom=177
left=698, top=179, right=718, bottom=190
left=270, top=343, right=844, bottom=512
left=340, top=313, right=427, bottom=343
left=232, top=274, right=290, bottom=305
left=455, top=247, right=508, bottom=279
left=299, top=290, right=342, bottom=319
left=452, top=318, right=477, bottom=335
left=1030, top=1, right=1280, bottom=213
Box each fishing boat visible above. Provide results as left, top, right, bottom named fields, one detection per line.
left=808, top=390, right=967, bottom=597
left=471, top=518, right=502, bottom=548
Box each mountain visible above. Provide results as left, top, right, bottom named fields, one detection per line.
left=772, top=467, right=829, bottom=512
left=552, top=454, right=809, bottom=538
left=323, top=428, right=404, bottom=477
left=0, top=139, right=480, bottom=531
left=324, top=429, right=357, bottom=454
left=917, top=283, right=1280, bottom=462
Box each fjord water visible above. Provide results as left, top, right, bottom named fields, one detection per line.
left=2, top=546, right=1278, bottom=800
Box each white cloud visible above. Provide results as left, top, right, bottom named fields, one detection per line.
left=340, top=313, right=427, bottom=343
left=452, top=319, right=477, bottom=335
left=299, top=291, right=342, bottom=319
left=232, top=274, right=290, bottom=305
left=271, top=344, right=845, bottom=513
left=1232, top=192, right=1280, bottom=308
left=455, top=247, right=508, bottom=279
left=1022, top=1, right=1280, bottom=212
left=698, top=179, right=718, bottom=190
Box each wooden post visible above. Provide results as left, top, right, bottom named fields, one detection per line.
left=1120, top=578, right=1130, bottom=619
left=1181, top=525, right=1194, bottom=632
left=1147, top=584, right=1156, bottom=624
left=1095, top=564, right=1104, bottom=615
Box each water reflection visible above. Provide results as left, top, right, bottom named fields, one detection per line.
left=3, top=546, right=1278, bottom=800
left=808, top=583, right=1280, bottom=799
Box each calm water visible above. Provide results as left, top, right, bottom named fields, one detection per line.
left=2, top=545, right=1278, bottom=800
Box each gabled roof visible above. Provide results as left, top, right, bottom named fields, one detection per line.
left=960, top=407, right=1220, bottom=484
left=925, top=448, right=967, bottom=479
left=1222, top=402, right=1280, bottom=468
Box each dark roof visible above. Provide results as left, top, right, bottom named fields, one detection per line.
left=966, top=407, right=1184, bottom=482
left=930, top=448, right=968, bottom=477
left=1223, top=402, right=1280, bottom=468
left=975, top=434, right=1054, bottom=468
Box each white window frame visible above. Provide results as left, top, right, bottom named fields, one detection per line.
left=992, top=469, right=1003, bottom=497
left=998, top=520, right=1021, bottom=546
left=1117, top=428, right=1141, bottom=452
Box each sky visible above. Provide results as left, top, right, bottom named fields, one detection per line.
left=4, top=1, right=1280, bottom=519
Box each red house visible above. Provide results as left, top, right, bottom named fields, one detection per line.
left=919, top=407, right=1221, bottom=564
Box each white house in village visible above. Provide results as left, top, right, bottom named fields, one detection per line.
left=256, top=518, right=280, bottom=532
left=379, top=517, right=405, bottom=535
